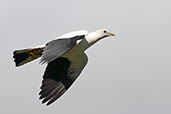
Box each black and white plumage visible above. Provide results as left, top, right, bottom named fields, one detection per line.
left=13, top=29, right=115, bottom=106
left=40, top=35, right=85, bottom=64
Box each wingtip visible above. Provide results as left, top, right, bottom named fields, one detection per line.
left=42, top=99, right=48, bottom=104
left=39, top=98, right=52, bottom=106
left=39, top=95, right=43, bottom=100
left=46, top=102, right=52, bottom=106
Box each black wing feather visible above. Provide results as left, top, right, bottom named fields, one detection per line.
left=39, top=57, right=76, bottom=106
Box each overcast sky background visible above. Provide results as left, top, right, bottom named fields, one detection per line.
left=0, top=0, right=171, bottom=114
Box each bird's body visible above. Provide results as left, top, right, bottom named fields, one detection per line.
left=13, top=29, right=115, bottom=106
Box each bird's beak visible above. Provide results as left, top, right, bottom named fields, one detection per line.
left=108, top=32, right=115, bottom=36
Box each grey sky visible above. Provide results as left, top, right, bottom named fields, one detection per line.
left=0, top=0, right=171, bottom=114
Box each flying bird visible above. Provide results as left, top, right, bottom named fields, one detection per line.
left=13, top=29, right=115, bottom=106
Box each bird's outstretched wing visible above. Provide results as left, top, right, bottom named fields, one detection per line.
left=40, top=35, right=85, bottom=64
left=39, top=55, right=88, bottom=106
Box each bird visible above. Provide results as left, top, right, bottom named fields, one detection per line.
left=13, top=29, right=115, bottom=106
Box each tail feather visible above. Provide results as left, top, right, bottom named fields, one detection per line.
left=13, top=47, right=44, bottom=67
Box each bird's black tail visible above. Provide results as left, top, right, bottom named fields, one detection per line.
left=13, top=47, right=44, bottom=67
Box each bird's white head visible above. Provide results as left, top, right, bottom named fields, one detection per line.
left=96, top=29, right=115, bottom=39
left=78, top=29, right=115, bottom=51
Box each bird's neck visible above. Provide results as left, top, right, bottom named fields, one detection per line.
left=77, top=31, right=102, bottom=51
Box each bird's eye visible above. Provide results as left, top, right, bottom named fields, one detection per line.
left=103, top=30, right=107, bottom=33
